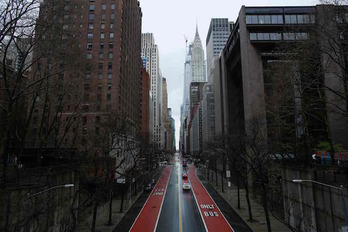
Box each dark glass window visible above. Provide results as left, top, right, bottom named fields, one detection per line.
left=249, top=33, right=257, bottom=40
left=82, top=116, right=87, bottom=125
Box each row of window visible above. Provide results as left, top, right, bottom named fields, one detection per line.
left=89, top=3, right=115, bottom=11
left=87, top=52, right=113, bottom=59
left=88, top=23, right=114, bottom=30
left=84, top=83, right=112, bottom=91
left=85, top=72, right=113, bottom=79
left=88, top=13, right=115, bottom=20
left=246, top=14, right=315, bottom=25
left=87, top=32, right=114, bottom=40
left=83, top=93, right=112, bottom=102
left=87, top=42, right=113, bottom=50
left=249, top=32, right=309, bottom=41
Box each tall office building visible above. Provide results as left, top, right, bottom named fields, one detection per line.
left=191, top=26, right=206, bottom=83
left=180, top=25, right=206, bottom=155
left=32, top=0, right=142, bottom=150
left=206, top=18, right=230, bottom=76
left=141, top=33, right=163, bottom=147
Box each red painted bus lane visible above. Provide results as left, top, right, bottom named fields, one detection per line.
left=189, top=166, right=234, bottom=232
left=130, top=166, right=172, bottom=232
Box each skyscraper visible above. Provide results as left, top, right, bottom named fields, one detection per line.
left=206, top=18, right=230, bottom=76
left=32, top=0, right=142, bottom=151
left=141, top=33, right=163, bottom=147
left=180, top=25, right=207, bottom=155
left=191, top=26, right=206, bottom=83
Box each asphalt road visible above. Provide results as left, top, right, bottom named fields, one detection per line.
left=115, top=153, right=252, bottom=232
left=156, top=159, right=205, bottom=232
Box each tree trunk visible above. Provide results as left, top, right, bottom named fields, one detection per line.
left=107, top=190, right=113, bottom=225
left=261, top=183, right=272, bottom=232
left=91, top=200, right=98, bottom=232
left=244, top=181, right=253, bottom=222
left=237, top=180, right=240, bottom=209
left=215, top=162, right=218, bottom=187
left=119, top=187, right=124, bottom=213
left=221, top=170, right=224, bottom=193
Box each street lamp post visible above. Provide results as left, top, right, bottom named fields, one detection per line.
left=292, top=179, right=348, bottom=227
left=27, top=184, right=74, bottom=198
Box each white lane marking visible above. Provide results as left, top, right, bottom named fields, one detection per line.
left=128, top=167, right=171, bottom=232
left=153, top=167, right=172, bottom=232
left=194, top=168, right=235, bottom=231
left=189, top=168, right=208, bottom=232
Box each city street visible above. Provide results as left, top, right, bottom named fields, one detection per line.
left=116, top=153, right=251, bottom=232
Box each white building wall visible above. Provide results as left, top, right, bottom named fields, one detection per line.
left=141, top=33, right=162, bottom=148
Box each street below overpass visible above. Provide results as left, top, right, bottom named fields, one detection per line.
left=115, top=153, right=251, bottom=232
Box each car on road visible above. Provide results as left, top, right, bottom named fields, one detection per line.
left=182, top=182, right=191, bottom=191
left=182, top=173, right=188, bottom=179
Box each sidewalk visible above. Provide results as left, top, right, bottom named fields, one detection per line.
left=76, top=191, right=142, bottom=232
left=198, top=168, right=291, bottom=232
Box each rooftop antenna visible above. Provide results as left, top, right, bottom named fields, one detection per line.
left=183, top=34, right=188, bottom=54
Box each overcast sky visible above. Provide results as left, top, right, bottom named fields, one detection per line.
left=139, top=0, right=319, bottom=148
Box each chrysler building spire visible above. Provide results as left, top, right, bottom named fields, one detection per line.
left=191, top=24, right=206, bottom=82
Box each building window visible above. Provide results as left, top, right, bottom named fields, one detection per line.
left=283, top=32, right=295, bottom=40
left=87, top=43, right=92, bottom=50
left=101, top=23, right=105, bottom=30
left=96, top=116, right=100, bottom=123
left=97, top=94, right=101, bottom=101
left=100, top=32, right=105, bottom=39
left=107, top=83, right=112, bottom=90
left=88, top=33, right=93, bottom=39
left=98, top=73, right=102, bottom=80
left=246, top=14, right=283, bottom=25
left=107, top=72, right=112, bottom=79
left=108, top=62, right=112, bottom=69
left=102, top=3, right=106, bottom=10
left=88, top=23, right=94, bottom=30
left=111, top=3, right=115, bottom=10
left=110, top=23, right=114, bottom=29
left=100, top=43, right=104, bottom=49
left=86, top=73, right=91, bottom=79
left=89, top=4, right=94, bottom=11
left=285, top=15, right=297, bottom=24
left=110, top=32, right=114, bottom=39
left=110, top=13, right=114, bottom=19
left=87, top=53, right=92, bottom=59
left=99, top=52, right=103, bottom=59
left=108, top=52, right=113, bottom=59
left=88, top=14, right=94, bottom=20
left=98, top=83, right=102, bottom=91
left=101, top=13, right=105, bottom=20
left=109, top=42, right=113, bottom=48
left=107, top=94, right=111, bottom=102
left=98, top=62, right=103, bottom=69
